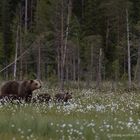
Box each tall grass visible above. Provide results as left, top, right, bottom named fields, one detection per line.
left=0, top=86, right=140, bottom=139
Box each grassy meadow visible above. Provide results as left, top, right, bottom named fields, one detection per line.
left=0, top=82, right=140, bottom=140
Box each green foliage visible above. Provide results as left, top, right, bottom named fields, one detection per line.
left=35, top=0, right=51, bottom=33
left=0, top=0, right=19, bottom=70
left=0, top=0, right=140, bottom=82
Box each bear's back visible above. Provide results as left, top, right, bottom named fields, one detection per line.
left=1, top=81, right=19, bottom=95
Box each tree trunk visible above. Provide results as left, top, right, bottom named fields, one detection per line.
left=14, top=25, right=19, bottom=80
left=65, top=48, right=69, bottom=82
left=37, top=43, right=41, bottom=79
left=63, top=0, right=72, bottom=67
left=60, top=0, right=64, bottom=91
left=96, top=48, right=102, bottom=89
left=73, top=52, right=76, bottom=81
left=126, top=8, right=131, bottom=89
left=77, top=36, right=80, bottom=90
left=36, top=0, right=41, bottom=80
left=19, top=3, right=23, bottom=80
left=25, top=0, right=28, bottom=33
left=57, top=46, right=61, bottom=83
left=90, top=45, right=93, bottom=81
left=134, top=45, right=140, bottom=87
left=24, top=0, right=28, bottom=78
left=60, top=0, right=72, bottom=91
left=105, top=19, right=109, bottom=51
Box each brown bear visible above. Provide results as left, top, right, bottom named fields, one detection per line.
left=32, top=93, right=51, bottom=103
left=0, top=80, right=42, bottom=102
left=54, top=92, right=72, bottom=102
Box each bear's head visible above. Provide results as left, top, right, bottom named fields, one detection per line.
left=64, top=92, right=72, bottom=102
left=29, top=79, right=42, bottom=91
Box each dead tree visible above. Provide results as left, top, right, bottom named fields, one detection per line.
left=96, top=48, right=102, bottom=89
left=19, top=3, right=23, bottom=80
left=126, top=8, right=131, bottom=89
left=60, top=0, right=64, bottom=91
left=14, top=25, right=19, bottom=80
left=60, top=0, right=72, bottom=91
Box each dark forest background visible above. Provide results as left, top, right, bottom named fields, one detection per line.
left=0, top=0, right=140, bottom=90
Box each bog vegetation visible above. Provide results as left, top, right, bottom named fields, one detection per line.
left=0, top=84, right=140, bottom=140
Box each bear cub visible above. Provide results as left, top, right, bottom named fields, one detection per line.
left=54, top=92, right=72, bottom=102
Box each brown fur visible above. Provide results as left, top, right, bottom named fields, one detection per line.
left=0, top=80, right=41, bottom=102
left=54, top=92, right=72, bottom=102
left=1, top=81, right=19, bottom=95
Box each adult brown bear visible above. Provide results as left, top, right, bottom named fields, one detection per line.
left=0, top=80, right=42, bottom=102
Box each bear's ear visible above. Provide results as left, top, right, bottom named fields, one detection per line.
left=30, top=80, right=34, bottom=83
